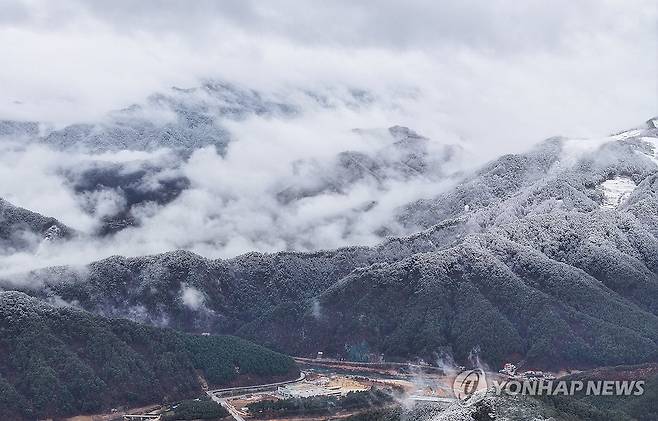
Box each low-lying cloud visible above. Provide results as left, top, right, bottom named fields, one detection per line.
left=0, top=94, right=462, bottom=274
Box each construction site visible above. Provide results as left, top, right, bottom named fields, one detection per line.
left=64, top=359, right=474, bottom=421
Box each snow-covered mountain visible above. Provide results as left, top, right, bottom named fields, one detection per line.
left=3, top=117, right=657, bottom=373
left=0, top=81, right=379, bottom=153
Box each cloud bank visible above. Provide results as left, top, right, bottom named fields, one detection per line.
left=0, top=0, right=655, bottom=151
left=0, top=111, right=458, bottom=275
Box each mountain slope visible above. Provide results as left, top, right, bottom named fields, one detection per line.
left=0, top=291, right=296, bottom=420
left=244, top=126, right=658, bottom=367
left=1, top=82, right=296, bottom=153
left=0, top=82, right=377, bottom=153
left=4, top=120, right=658, bottom=371
left=0, top=198, right=74, bottom=253
left=249, top=215, right=658, bottom=368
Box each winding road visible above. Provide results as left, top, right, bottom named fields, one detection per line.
left=207, top=372, right=306, bottom=421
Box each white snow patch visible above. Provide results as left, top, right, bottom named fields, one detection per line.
left=600, top=176, right=636, bottom=209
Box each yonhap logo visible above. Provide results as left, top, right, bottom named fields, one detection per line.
left=452, top=369, right=488, bottom=406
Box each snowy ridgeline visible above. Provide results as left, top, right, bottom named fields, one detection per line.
left=598, top=134, right=658, bottom=209
left=600, top=176, right=636, bottom=209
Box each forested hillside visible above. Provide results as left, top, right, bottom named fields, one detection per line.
left=0, top=291, right=297, bottom=420
left=248, top=216, right=658, bottom=368
left=0, top=198, right=73, bottom=253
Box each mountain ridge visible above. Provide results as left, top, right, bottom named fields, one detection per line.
left=3, top=119, right=657, bottom=371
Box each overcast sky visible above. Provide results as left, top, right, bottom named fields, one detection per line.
left=0, top=0, right=656, bottom=152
